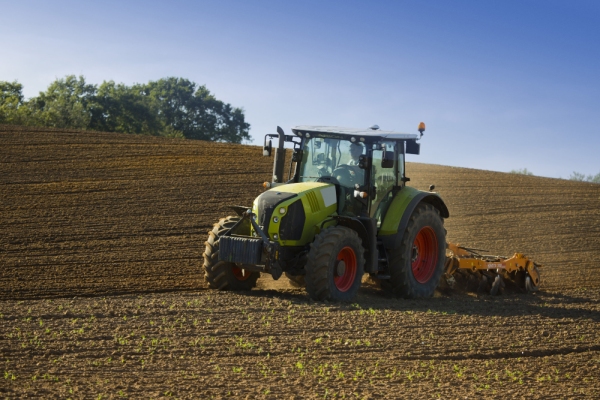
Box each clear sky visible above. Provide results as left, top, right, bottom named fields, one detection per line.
left=2, top=0, right=599, bottom=178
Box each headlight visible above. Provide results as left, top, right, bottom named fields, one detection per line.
left=279, top=207, right=286, bottom=215
left=273, top=216, right=279, bottom=223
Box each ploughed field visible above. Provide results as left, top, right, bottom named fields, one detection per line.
left=1, top=125, right=599, bottom=398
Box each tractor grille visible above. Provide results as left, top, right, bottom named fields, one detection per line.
left=219, top=236, right=263, bottom=265
left=279, top=200, right=305, bottom=241
left=305, top=191, right=320, bottom=212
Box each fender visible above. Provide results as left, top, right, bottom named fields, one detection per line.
left=379, top=186, right=449, bottom=250
left=335, top=216, right=378, bottom=273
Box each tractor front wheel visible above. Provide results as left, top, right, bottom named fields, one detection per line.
left=385, top=203, right=446, bottom=298
left=305, top=226, right=365, bottom=301
left=203, top=216, right=260, bottom=291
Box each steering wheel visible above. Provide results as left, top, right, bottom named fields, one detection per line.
left=333, top=165, right=360, bottom=188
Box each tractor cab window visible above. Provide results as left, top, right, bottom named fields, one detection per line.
left=333, top=141, right=365, bottom=188
left=299, top=137, right=367, bottom=217
left=299, top=138, right=365, bottom=190
left=299, top=137, right=335, bottom=181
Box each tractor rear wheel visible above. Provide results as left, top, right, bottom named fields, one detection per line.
left=203, top=216, right=260, bottom=291
left=385, top=203, right=446, bottom=298
left=305, top=226, right=365, bottom=301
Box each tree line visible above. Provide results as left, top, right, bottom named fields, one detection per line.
left=569, top=171, right=600, bottom=183
left=510, top=168, right=600, bottom=183
left=0, top=76, right=251, bottom=143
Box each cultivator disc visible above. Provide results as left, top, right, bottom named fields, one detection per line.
left=442, top=243, right=542, bottom=295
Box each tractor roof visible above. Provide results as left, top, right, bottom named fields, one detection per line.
left=292, top=126, right=418, bottom=141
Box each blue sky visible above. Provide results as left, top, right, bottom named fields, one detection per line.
left=2, top=0, right=599, bottom=178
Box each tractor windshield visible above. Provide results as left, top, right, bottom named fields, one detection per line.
left=299, top=138, right=366, bottom=189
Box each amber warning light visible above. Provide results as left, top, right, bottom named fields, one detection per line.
left=417, top=122, right=426, bottom=139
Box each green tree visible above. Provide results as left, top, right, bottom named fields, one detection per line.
left=0, top=81, right=25, bottom=124
left=141, top=77, right=195, bottom=133
left=569, top=171, right=586, bottom=181
left=92, top=81, right=162, bottom=135
left=570, top=171, right=600, bottom=183
left=141, top=77, right=251, bottom=143
left=190, top=84, right=251, bottom=143
left=1, top=75, right=250, bottom=143
left=27, top=75, right=97, bottom=129
left=509, top=168, right=534, bottom=176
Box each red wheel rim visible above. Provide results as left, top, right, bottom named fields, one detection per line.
left=411, top=227, right=438, bottom=283
left=334, top=246, right=357, bottom=292
left=232, top=266, right=252, bottom=281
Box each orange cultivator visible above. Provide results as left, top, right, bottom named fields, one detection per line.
left=443, top=243, right=542, bottom=295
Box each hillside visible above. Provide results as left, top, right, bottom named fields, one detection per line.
left=2, top=125, right=598, bottom=298
left=1, top=125, right=598, bottom=398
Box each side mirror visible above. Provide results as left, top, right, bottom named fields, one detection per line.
left=292, top=149, right=303, bottom=162
left=406, top=140, right=420, bottom=155
left=263, top=139, right=272, bottom=157
left=381, top=151, right=394, bottom=168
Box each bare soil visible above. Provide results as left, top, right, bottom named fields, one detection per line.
left=1, top=125, right=599, bottom=398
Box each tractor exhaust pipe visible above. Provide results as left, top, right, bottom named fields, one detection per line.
left=273, top=126, right=286, bottom=183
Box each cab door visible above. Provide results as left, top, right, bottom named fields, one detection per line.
left=370, top=141, right=401, bottom=227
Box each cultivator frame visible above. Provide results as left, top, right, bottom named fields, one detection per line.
left=444, top=243, right=542, bottom=295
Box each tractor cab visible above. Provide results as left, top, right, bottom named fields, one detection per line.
left=291, top=126, right=421, bottom=226
left=263, top=126, right=422, bottom=227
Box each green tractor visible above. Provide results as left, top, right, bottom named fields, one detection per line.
left=203, top=124, right=449, bottom=301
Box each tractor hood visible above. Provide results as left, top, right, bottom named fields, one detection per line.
left=252, top=182, right=338, bottom=246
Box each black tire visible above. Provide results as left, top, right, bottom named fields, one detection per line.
left=285, top=272, right=306, bottom=288
left=203, top=216, right=260, bottom=291
left=385, top=203, right=446, bottom=298
left=305, top=226, right=365, bottom=301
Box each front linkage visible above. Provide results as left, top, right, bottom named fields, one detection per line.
left=218, top=208, right=285, bottom=280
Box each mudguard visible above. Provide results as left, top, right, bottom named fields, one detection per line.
left=379, top=186, right=449, bottom=249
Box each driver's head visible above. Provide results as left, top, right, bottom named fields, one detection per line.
left=349, top=143, right=364, bottom=161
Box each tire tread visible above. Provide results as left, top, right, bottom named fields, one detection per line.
left=202, top=216, right=260, bottom=291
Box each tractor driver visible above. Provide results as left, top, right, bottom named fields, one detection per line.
left=348, top=142, right=363, bottom=166
left=334, top=142, right=364, bottom=188
left=334, top=142, right=366, bottom=216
